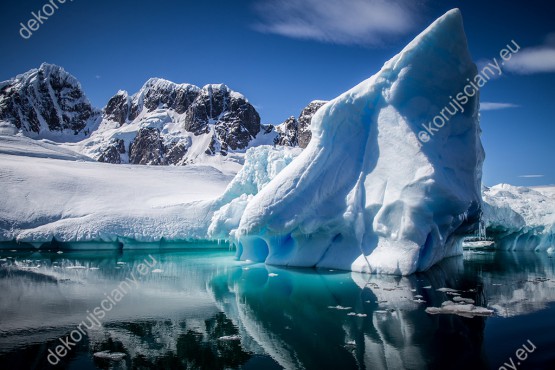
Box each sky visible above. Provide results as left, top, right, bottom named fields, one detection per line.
left=0, top=0, right=554, bottom=186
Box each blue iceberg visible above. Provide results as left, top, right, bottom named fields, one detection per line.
left=235, top=9, right=485, bottom=275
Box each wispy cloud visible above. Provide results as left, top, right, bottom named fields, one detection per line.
left=480, top=102, right=519, bottom=111
left=505, top=33, right=555, bottom=74
left=518, top=174, right=545, bottom=178
left=252, top=0, right=425, bottom=46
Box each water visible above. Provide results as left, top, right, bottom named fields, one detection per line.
left=1, top=248, right=555, bottom=370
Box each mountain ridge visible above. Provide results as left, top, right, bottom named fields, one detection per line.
left=0, top=63, right=325, bottom=165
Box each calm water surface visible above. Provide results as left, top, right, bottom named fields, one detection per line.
left=0, top=246, right=554, bottom=370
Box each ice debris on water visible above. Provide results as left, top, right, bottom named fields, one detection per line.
left=93, top=351, right=126, bottom=361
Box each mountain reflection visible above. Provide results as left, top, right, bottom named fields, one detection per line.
left=0, top=249, right=554, bottom=369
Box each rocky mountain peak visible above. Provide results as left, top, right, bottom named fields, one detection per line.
left=0, top=63, right=100, bottom=141
left=274, top=100, right=328, bottom=149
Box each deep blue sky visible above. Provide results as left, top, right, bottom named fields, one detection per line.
left=1, top=0, right=554, bottom=186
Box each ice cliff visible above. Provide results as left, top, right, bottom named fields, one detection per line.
left=482, top=184, right=555, bottom=251
left=234, top=9, right=485, bottom=275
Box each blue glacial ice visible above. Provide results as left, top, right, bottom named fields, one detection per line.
left=234, top=9, right=485, bottom=275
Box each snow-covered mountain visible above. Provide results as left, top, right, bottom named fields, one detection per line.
left=0, top=64, right=328, bottom=165
left=0, top=63, right=101, bottom=142
left=78, top=80, right=266, bottom=165
left=273, top=100, right=327, bottom=147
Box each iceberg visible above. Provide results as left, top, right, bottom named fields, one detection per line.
left=482, top=184, right=555, bottom=250
left=234, top=9, right=485, bottom=275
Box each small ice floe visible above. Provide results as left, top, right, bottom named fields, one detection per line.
left=268, top=273, right=278, bottom=277
left=151, top=269, right=163, bottom=273
left=242, top=267, right=250, bottom=270
left=66, top=265, right=87, bottom=270
left=345, top=340, right=356, bottom=349
left=328, top=305, right=352, bottom=310
left=446, top=292, right=461, bottom=296
left=492, top=283, right=502, bottom=286
left=116, top=262, right=126, bottom=265
left=414, top=295, right=424, bottom=299
left=411, top=289, right=417, bottom=292
left=376, top=300, right=388, bottom=304
left=453, top=296, right=475, bottom=304
left=0, top=258, right=7, bottom=262
left=347, top=312, right=367, bottom=317
left=56, top=251, right=63, bottom=254
left=413, top=299, right=426, bottom=304
left=19, top=265, right=40, bottom=270
left=89, top=267, right=100, bottom=270
left=218, top=335, right=241, bottom=341
left=365, top=300, right=372, bottom=303
left=425, top=301, right=494, bottom=318
left=375, top=310, right=388, bottom=314
left=423, top=285, right=432, bottom=289
left=93, top=351, right=126, bottom=361
left=437, top=287, right=458, bottom=293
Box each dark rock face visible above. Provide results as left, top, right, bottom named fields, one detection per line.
left=98, top=138, right=126, bottom=164
left=297, top=100, right=327, bottom=148
left=184, top=85, right=260, bottom=155
left=0, top=63, right=100, bottom=140
left=274, top=116, right=298, bottom=147
left=129, top=79, right=200, bottom=120
left=104, top=92, right=130, bottom=126
left=274, top=100, right=327, bottom=149
left=129, top=127, right=167, bottom=165
left=96, top=82, right=261, bottom=164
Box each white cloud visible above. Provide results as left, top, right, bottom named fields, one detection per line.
left=480, top=102, right=519, bottom=111
left=518, top=175, right=545, bottom=178
left=505, top=34, right=555, bottom=74
left=252, top=0, right=424, bottom=46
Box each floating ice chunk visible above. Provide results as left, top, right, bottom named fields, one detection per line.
left=453, top=296, right=475, bottom=304
left=268, top=273, right=278, bottom=277
left=328, top=305, right=352, bottom=310
left=218, top=335, right=241, bottom=341
left=151, top=269, right=163, bottom=273
left=93, top=351, right=126, bottom=361
left=426, top=302, right=493, bottom=317
left=437, top=288, right=459, bottom=293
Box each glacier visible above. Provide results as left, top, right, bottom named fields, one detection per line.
left=482, top=184, right=555, bottom=251
left=234, top=9, right=485, bottom=275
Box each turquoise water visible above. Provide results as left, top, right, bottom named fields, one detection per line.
left=0, top=248, right=554, bottom=369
